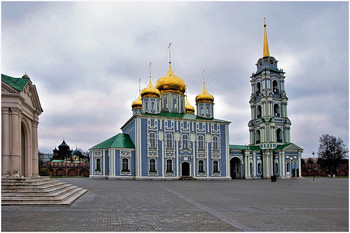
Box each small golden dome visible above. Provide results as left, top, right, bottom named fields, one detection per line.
left=131, top=92, right=142, bottom=109
left=155, top=65, right=186, bottom=94
left=141, top=78, right=160, bottom=98
left=185, top=96, right=195, bottom=114
left=195, top=84, right=214, bottom=103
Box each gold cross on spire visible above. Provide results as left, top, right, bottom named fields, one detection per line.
left=202, top=69, right=206, bottom=86
left=149, top=62, right=152, bottom=81
left=138, top=78, right=141, bottom=93
left=168, top=42, right=172, bottom=65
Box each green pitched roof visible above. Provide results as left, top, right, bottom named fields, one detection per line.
left=90, top=133, right=135, bottom=150
left=229, top=145, right=261, bottom=151
left=1, top=74, right=29, bottom=92
left=274, top=143, right=292, bottom=150
left=142, top=111, right=229, bottom=122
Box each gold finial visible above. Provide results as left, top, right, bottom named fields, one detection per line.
left=168, top=42, right=172, bottom=66
left=149, top=62, right=152, bottom=81
left=202, top=69, right=206, bottom=86
left=263, top=18, right=270, bottom=57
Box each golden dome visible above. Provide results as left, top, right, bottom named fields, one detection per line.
left=195, top=84, right=214, bottom=103
left=185, top=96, right=195, bottom=114
left=141, top=78, right=160, bottom=98
left=155, top=65, right=186, bottom=94
left=131, top=91, right=142, bottom=109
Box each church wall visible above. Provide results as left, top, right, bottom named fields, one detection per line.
left=122, top=119, right=136, bottom=145
left=104, top=150, right=109, bottom=176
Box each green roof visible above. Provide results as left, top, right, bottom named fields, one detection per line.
left=51, top=160, right=64, bottom=163
left=90, top=133, right=135, bottom=150
left=142, top=111, right=229, bottom=122
left=229, top=145, right=261, bottom=151
left=274, top=143, right=292, bottom=150
left=1, top=74, right=29, bottom=92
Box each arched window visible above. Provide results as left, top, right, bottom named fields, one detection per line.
left=257, top=162, right=262, bottom=174
left=182, top=134, right=188, bottom=149
left=273, top=80, right=279, bottom=93
left=213, top=161, right=219, bottom=173
left=151, top=101, right=155, bottom=111
left=213, top=136, right=218, bottom=150
left=166, top=134, right=173, bottom=148
left=149, top=132, right=156, bottom=148
left=206, top=106, right=210, bottom=114
left=122, top=158, right=129, bottom=171
left=276, top=128, right=283, bottom=143
left=274, top=104, right=280, bottom=117
left=173, top=97, right=177, bottom=110
left=250, top=162, right=253, bottom=175
left=198, top=135, right=204, bottom=150
left=166, top=160, right=172, bottom=172
left=145, top=101, right=148, bottom=110
left=286, top=162, right=290, bottom=172
left=96, top=158, right=101, bottom=171
left=164, top=97, right=168, bottom=108
left=181, top=99, right=184, bottom=111
left=257, top=105, right=262, bottom=118
left=149, top=159, right=156, bottom=172
left=200, top=106, right=203, bottom=115
left=256, top=130, right=261, bottom=144
left=256, top=82, right=261, bottom=94
left=198, top=160, right=204, bottom=172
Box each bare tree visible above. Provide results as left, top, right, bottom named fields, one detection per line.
left=317, top=134, right=348, bottom=176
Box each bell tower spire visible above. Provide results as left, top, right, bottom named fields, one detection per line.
left=263, top=18, right=270, bottom=58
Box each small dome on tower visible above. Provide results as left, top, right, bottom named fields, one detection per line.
left=141, top=79, right=160, bottom=98
left=195, top=84, right=214, bottom=103
left=155, top=65, right=186, bottom=94
left=131, top=92, right=142, bottom=109
left=22, top=73, right=30, bottom=79
left=72, top=149, right=82, bottom=157
left=185, top=96, right=195, bottom=114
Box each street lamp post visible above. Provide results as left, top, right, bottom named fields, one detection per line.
left=312, top=151, right=315, bottom=181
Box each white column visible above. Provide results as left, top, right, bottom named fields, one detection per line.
left=282, top=152, right=285, bottom=177
left=253, top=152, right=256, bottom=177
left=31, top=120, right=39, bottom=176
left=298, top=152, right=302, bottom=177
left=2, top=108, right=10, bottom=175
left=10, top=108, right=21, bottom=174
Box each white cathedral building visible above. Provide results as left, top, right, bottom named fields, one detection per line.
left=89, top=23, right=303, bottom=180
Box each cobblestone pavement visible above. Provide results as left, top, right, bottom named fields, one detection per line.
left=2, top=178, right=348, bottom=231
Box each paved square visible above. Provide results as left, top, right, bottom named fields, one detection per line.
left=2, top=178, right=348, bottom=231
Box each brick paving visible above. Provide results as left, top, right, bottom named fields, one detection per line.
left=2, top=178, right=348, bottom=231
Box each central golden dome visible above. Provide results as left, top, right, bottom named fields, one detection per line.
left=155, top=64, right=186, bottom=94
left=195, top=84, right=214, bottom=103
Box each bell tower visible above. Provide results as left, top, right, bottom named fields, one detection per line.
left=248, top=21, right=291, bottom=149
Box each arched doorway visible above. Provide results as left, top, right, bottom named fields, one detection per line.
left=230, top=157, right=242, bottom=179
left=181, top=162, right=190, bottom=177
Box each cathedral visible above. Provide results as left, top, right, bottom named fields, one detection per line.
left=89, top=23, right=303, bottom=180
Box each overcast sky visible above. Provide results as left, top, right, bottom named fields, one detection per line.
left=2, top=1, right=348, bottom=157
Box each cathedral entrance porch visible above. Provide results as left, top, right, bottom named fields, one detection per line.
left=230, top=158, right=242, bottom=179
left=181, top=162, right=191, bottom=178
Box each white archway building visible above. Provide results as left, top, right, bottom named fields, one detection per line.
left=1, top=74, right=43, bottom=177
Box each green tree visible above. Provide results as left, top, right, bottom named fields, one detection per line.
left=317, top=134, right=348, bottom=176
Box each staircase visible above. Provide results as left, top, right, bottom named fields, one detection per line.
left=1, top=176, right=87, bottom=205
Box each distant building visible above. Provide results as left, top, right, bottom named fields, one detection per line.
left=42, top=140, right=89, bottom=177
left=89, top=22, right=303, bottom=180
left=301, top=158, right=348, bottom=177
left=1, top=73, right=43, bottom=177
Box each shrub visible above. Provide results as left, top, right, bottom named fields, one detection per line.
left=39, top=167, right=51, bottom=176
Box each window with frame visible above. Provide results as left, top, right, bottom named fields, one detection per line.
left=257, top=162, right=262, bottom=174
left=200, top=106, right=203, bottom=115
left=96, top=158, right=101, bottom=171
left=206, top=106, right=210, bottom=114
left=145, top=101, right=148, bottom=110
left=286, top=162, right=290, bottom=172
left=198, top=135, right=204, bottom=150
left=276, top=128, right=283, bottom=143
left=250, top=162, right=253, bottom=175
left=149, top=159, right=156, bottom=172
left=166, top=134, right=173, bottom=148
left=213, top=136, right=218, bottom=150
left=149, top=132, right=156, bottom=148
left=256, top=130, right=261, bottom=144
left=166, top=160, right=173, bottom=172
left=257, top=105, right=262, bottom=118
left=173, top=98, right=177, bottom=110
left=182, top=134, right=188, bottom=149
left=122, top=158, right=129, bottom=171
left=198, top=160, right=204, bottom=172
left=274, top=162, right=279, bottom=174
left=213, top=161, right=219, bottom=173
left=151, top=101, right=155, bottom=110
left=164, top=97, right=168, bottom=108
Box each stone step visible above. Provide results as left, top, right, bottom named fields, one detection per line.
left=1, top=177, right=87, bottom=206
left=2, top=183, right=74, bottom=197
